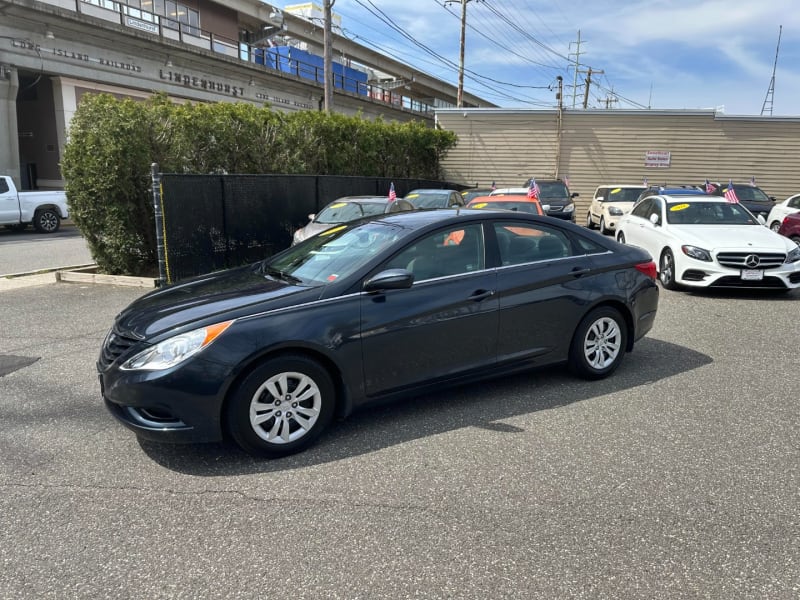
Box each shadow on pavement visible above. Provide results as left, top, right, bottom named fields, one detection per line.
left=138, top=337, right=712, bottom=474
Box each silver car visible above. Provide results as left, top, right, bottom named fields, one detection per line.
left=292, top=196, right=415, bottom=245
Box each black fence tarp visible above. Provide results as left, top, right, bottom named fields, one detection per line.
left=159, top=174, right=466, bottom=283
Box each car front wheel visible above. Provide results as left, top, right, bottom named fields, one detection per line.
left=568, top=306, right=628, bottom=379
left=586, top=213, right=595, bottom=229
left=599, top=216, right=608, bottom=235
left=226, top=355, right=335, bottom=458
left=616, top=232, right=626, bottom=244
left=659, top=248, right=680, bottom=290
left=769, top=221, right=781, bottom=233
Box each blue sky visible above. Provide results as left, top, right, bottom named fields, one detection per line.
left=323, top=0, right=798, bottom=115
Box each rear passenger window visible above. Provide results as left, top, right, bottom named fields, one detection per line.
left=493, top=222, right=573, bottom=266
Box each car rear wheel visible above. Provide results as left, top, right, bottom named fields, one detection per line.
left=568, top=306, right=627, bottom=379
left=769, top=221, right=781, bottom=233
left=226, top=355, right=335, bottom=458
left=659, top=249, right=680, bottom=290
left=586, top=212, right=595, bottom=229
left=33, top=209, right=60, bottom=233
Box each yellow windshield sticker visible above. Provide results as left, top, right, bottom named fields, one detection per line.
left=329, top=202, right=347, bottom=209
left=670, top=203, right=690, bottom=212
left=320, top=225, right=347, bottom=236
left=406, top=193, right=419, bottom=199
left=472, top=202, right=488, bottom=208
left=610, top=188, right=622, bottom=194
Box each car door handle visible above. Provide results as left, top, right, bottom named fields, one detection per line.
left=469, top=289, right=495, bottom=301
left=570, top=267, right=591, bottom=277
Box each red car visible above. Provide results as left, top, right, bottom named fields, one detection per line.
left=778, top=212, right=800, bottom=245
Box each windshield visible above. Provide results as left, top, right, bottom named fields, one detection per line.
left=406, top=192, right=449, bottom=208
left=729, top=186, right=771, bottom=203
left=470, top=201, right=540, bottom=214
left=536, top=182, right=569, bottom=200
left=315, top=201, right=385, bottom=224
left=666, top=201, right=760, bottom=225
left=605, top=187, right=643, bottom=202
left=266, top=221, right=405, bottom=285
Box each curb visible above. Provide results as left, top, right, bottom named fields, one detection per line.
left=1, top=264, right=157, bottom=290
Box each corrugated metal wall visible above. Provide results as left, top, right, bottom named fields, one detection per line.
left=436, top=109, right=800, bottom=219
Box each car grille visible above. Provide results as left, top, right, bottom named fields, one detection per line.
left=99, top=328, right=141, bottom=370
left=712, top=276, right=787, bottom=289
left=716, top=252, right=785, bottom=270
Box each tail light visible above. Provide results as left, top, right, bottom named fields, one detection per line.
left=635, top=260, right=657, bottom=280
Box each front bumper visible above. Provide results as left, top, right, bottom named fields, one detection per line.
left=99, top=357, right=232, bottom=444
left=675, top=258, right=800, bottom=289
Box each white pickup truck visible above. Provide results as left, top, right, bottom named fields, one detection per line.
left=0, top=175, right=69, bottom=233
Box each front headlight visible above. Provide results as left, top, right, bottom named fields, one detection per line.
left=785, top=246, right=800, bottom=264
left=608, top=207, right=623, bottom=216
left=563, top=203, right=575, bottom=213
left=121, top=321, right=234, bottom=371
left=681, top=245, right=712, bottom=262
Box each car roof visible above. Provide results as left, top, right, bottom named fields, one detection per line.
left=490, top=187, right=530, bottom=195
left=468, top=195, right=540, bottom=203
left=659, top=194, right=730, bottom=203
left=596, top=184, right=647, bottom=189
left=406, top=188, right=457, bottom=194
left=329, top=195, right=392, bottom=204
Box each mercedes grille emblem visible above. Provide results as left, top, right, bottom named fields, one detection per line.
left=744, top=255, right=760, bottom=268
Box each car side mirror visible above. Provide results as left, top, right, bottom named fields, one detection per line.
left=571, top=192, right=580, bottom=198
left=770, top=196, right=776, bottom=202
left=308, top=213, right=316, bottom=221
left=649, top=213, right=660, bottom=226
left=595, top=197, right=604, bottom=202
left=757, top=215, right=766, bottom=226
left=363, top=269, right=414, bottom=292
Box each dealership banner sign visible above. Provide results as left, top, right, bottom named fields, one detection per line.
left=644, top=150, right=671, bottom=168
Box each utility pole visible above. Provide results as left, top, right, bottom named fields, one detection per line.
left=580, top=67, right=603, bottom=109
left=323, top=0, right=335, bottom=112
left=446, top=0, right=477, bottom=108
left=555, top=75, right=563, bottom=178
left=761, top=25, right=782, bottom=116
left=569, top=30, right=583, bottom=109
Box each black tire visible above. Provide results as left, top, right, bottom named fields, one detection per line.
left=791, top=235, right=800, bottom=246
left=599, top=216, right=608, bottom=235
left=226, top=354, right=335, bottom=458
left=568, top=306, right=628, bottom=380
left=586, top=212, right=595, bottom=229
left=616, top=232, right=626, bottom=244
left=33, top=209, right=60, bottom=233
left=659, top=248, right=680, bottom=290
left=769, top=221, right=781, bottom=233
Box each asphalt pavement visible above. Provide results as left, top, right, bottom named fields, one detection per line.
left=1, top=257, right=799, bottom=598
left=0, top=224, right=93, bottom=276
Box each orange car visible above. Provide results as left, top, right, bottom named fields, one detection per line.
left=465, top=194, right=546, bottom=215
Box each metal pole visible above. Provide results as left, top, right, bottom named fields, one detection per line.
left=457, top=0, right=467, bottom=108
left=323, top=0, right=335, bottom=112
left=150, top=163, right=168, bottom=287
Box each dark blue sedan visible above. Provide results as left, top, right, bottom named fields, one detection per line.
left=99, top=209, right=659, bottom=457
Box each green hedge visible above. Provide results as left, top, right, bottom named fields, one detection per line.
left=61, top=94, right=457, bottom=276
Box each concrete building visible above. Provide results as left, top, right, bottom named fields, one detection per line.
left=1, top=0, right=493, bottom=190
left=436, top=108, right=800, bottom=218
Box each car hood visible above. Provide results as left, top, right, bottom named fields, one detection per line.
left=294, top=221, right=334, bottom=243
left=673, top=224, right=794, bottom=251
left=115, top=264, right=322, bottom=340
left=603, top=201, right=635, bottom=212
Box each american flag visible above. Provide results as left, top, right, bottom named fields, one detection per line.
left=705, top=178, right=717, bottom=193
left=491, top=180, right=497, bottom=190
left=388, top=182, right=396, bottom=202
left=563, top=174, right=570, bottom=188
left=749, top=176, right=756, bottom=187
left=724, top=180, right=739, bottom=203
left=642, top=177, right=648, bottom=186
left=527, top=178, right=539, bottom=200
